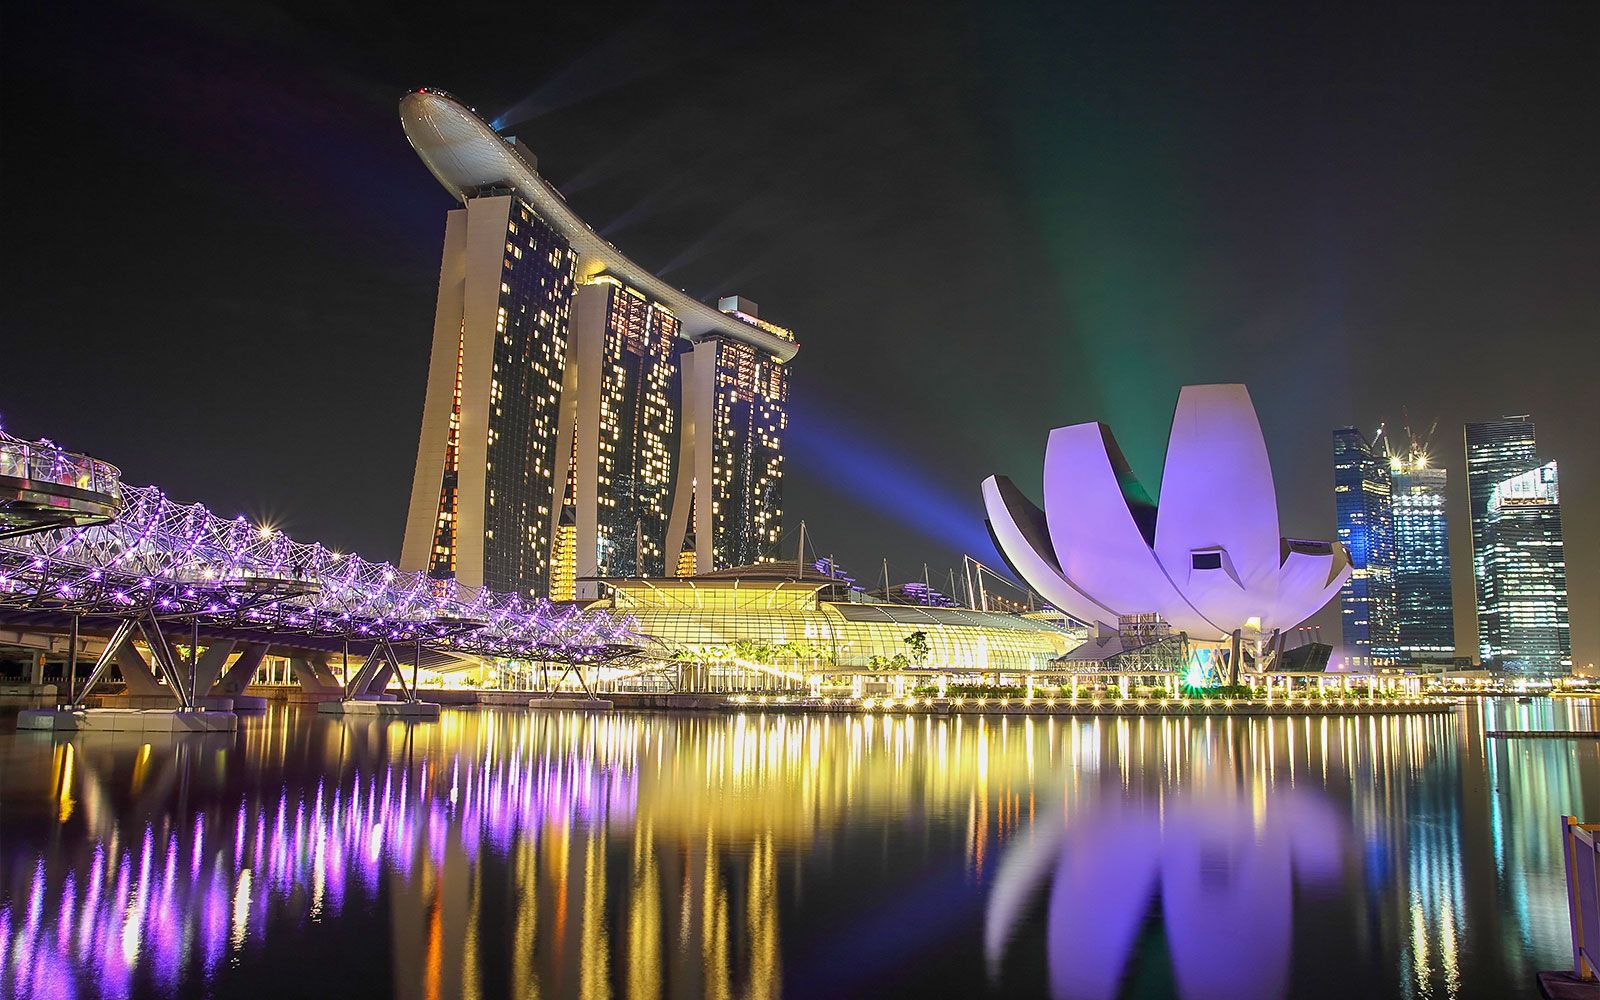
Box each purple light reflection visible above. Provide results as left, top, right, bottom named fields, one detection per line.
left=1, top=747, right=637, bottom=998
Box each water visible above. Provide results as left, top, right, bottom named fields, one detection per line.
left=1, top=699, right=1597, bottom=1000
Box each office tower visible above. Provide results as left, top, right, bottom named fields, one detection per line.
left=1479, top=461, right=1571, bottom=672
left=1390, top=453, right=1455, bottom=662
left=1333, top=427, right=1397, bottom=667
left=1464, top=416, right=1538, bottom=660
left=666, top=296, right=791, bottom=574
left=399, top=193, right=575, bottom=597
left=398, top=90, right=798, bottom=597
left=551, top=276, right=680, bottom=600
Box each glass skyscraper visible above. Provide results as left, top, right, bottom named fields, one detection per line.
left=1478, top=461, right=1571, bottom=672
left=1464, top=417, right=1537, bottom=632
left=1390, top=456, right=1454, bottom=662
left=1333, top=427, right=1397, bottom=667
left=1464, top=417, right=1570, bottom=672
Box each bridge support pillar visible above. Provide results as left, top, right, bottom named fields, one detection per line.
left=289, top=654, right=344, bottom=697
left=190, top=640, right=237, bottom=697
left=115, top=643, right=169, bottom=698
left=212, top=644, right=266, bottom=696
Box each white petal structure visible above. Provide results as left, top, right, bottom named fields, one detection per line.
left=983, top=384, right=1349, bottom=642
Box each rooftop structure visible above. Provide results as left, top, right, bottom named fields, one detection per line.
left=398, top=89, right=796, bottom=361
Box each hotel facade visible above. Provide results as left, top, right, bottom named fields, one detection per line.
left=396, top=90, right=797, bottom=600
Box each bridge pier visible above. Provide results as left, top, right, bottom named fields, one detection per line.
left=209, top=644, right=268, bottom=710
left=18, top=708, right=237, bottom=733
left=25, top=615, right=240, bottom=732
left=317, top=640, right=439, bottom=718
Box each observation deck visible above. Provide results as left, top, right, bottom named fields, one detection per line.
left=0, top=433, right=122, bottom=539
left=399, top=88, right=798, bottom=363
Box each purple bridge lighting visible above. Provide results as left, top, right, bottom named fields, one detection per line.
left=0, top=428, right=642, bottom=709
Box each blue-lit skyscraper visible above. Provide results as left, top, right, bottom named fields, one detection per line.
left=1390, top=454, right=1455, bottom=663
left=1333, top=427, right=1397, bottom=667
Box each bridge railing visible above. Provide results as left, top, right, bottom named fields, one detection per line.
left=1563, top=815, right=1600, bottom=982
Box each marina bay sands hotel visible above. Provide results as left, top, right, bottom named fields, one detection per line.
left=396, top=89, right=798, bottom=601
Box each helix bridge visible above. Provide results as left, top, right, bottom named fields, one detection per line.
left=0, top=428, right=642, bottom=708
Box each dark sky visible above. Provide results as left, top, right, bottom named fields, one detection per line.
left=3, top=1, right=1596, bottom=668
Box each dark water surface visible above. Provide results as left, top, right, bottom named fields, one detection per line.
left=2, top=699, right=1598, bottom=1000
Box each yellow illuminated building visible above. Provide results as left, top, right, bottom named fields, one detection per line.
left=598, top=569, right=1078, bottom=688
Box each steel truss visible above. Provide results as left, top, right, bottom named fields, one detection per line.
left=0, top=471, right=642, bottom=704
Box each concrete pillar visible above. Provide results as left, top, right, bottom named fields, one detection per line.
left=191, top=641, right=238, bottom=696
left=213, top=644, right=268, bottom=696
left=290, top=654, right=344, bottom=694
left=115, top=644, right=168, bottom=698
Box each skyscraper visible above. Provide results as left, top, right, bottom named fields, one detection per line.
left=1333, top=427, right=1397, bottom=667
left=666, top=297, right=791, bottom=574
left=399, top=193, right=575, bottom=597
left=1478, top=460, right=1571, bottom=672
left=1464, top=416, right=1538, bottom=652
left=396, top=90, right=798, bottom=598
left=1390, top=453, right=1454, bottom=662
left=551, top=275, right=680, bottom=600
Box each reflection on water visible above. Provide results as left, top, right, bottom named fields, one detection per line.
left=1, top=700, right=1597, bottom=999
left=988, top=791, right=1343, bottom=1000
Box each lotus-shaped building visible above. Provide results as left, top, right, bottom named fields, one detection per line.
left=982, top=384, right=1349, bottom=646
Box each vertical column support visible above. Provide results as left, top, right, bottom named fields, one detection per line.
left=66, top=614, right=80, bottom=703
left=189, top=620, right=200, bottom=706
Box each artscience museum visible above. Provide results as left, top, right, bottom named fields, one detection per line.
left=983, top=384, right=1351, bottom=677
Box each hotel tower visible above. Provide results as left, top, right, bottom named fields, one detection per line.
left=396, top=90, right=798, bottom=600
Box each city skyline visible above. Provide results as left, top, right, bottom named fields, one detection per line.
left=1, top=2, right=1595, bottom=668
left=1333, top=426, right=1459, bottom=669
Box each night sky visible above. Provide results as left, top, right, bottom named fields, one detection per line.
left=3, top=1, right=1596, bottom=668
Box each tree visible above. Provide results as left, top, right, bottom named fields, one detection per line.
left=903, top=631, right=930, bottom=664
